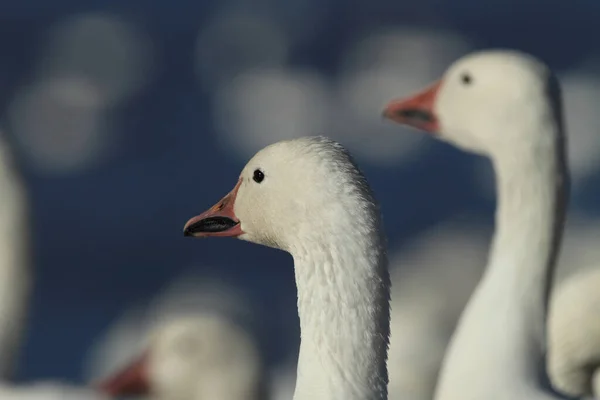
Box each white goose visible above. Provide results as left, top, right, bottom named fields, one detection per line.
left=544, top=217, right=600, bottom=399
left=90, top=271, right=267, bottom=400
left=383, top=50, right=568, bottom=400
left=98, top=313, right=267, bottom=400
left=548, top=267, right=600, bottom=398
left=182, top=137, right=391, bottom=400
left=0, top=137, right=107, bottom=399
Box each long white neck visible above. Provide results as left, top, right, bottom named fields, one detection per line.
left=0, top=141, right=30, bottom=381
left=435, top=130, right=567, bottom=400
left=290, top=223, right=390, bottom=400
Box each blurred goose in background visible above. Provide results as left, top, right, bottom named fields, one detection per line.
left=384, top=50, right=568, bottom=400
left=387, top=212, right=600, bottom=400
left=88, top=271, right=267, bottom=400
left=0, top=135, right=30, bottom=381
left=182, top=137, right=391, bottom=400
left=384, top=212, right=600, bottom=400
left=99, top=313, right=267, bottom=400
left=548, top=267, right=600, bottom=399
left=546, top=216, right=600, bottom=399
left=0, top=135, right=106, bottom=399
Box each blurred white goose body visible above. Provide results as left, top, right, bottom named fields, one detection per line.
left=0, top=139, right=30, bottom=378
left=543, top=218, right=600, bottom=398
left=182, top=137, right=391, bottom=400
left=91, top=272, right=266, bottom=400
left=99, top=313, right=266, bottom=400
left=548, top=267, right=600, bottom=398
left=0, top=138, right=106, bottom=399
left=384, top=50, right=567, bottom=400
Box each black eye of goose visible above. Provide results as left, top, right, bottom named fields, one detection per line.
left=460, top=72, right=473, bottom=85
left=253, top=169, right=265, bottom=183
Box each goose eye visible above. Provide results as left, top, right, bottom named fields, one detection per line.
left=253, top=169, right=265, bottom=183
left=460, top=72, right=473, bottom=85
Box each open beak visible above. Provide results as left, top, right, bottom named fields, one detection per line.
left=382, top=80, right=441, bottom=133
left=183, top=178, right=243, bottom=238
left=97, top=353, right=150, bottom=396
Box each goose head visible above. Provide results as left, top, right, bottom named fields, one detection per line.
left=183, top=136, right=374, bottom=252
left=182, top=138, right=389, bottom=400
left=383, top=50, right=562, bottom=157
left=98, top=314, right=264, bottom=400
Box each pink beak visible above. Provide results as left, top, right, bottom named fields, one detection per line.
left=96, top=353, right=150, bottom=397
left=382, top=80, right=442, bottom=133
left=183, top=178, right=244, bottom=238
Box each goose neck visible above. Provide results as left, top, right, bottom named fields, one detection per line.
left=487, top=142, right=567, bottom=322
left=435, top=139, right=568, bottom=400
left=291, top=231, right=390, bottom=400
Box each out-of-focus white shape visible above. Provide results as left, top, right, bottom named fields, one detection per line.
left=7, top=76, right=112, bottom=174
left=38, top=13, right=153, bottom=106
left=548, top=230, right=600, bottom=398
left=387, top=217, right=488, bottom=400
left=0, top=133, right=30, bottom=380
left=85, top=269, right=265, bottom=400
left=0, top=382, right=110, bottom=400
left=144, top=314, right=266, bottom=400
left=0, top=133, right=96, bottom=398
left=330, top=28, right=475, bottom=165
left=560, top=65, right=600, bottom=184
left=213, top=68, right=330, bottom=160
left=383, top=212, right=600, bottom=400
left=545, top=216, right=600, bottom=399
left=541, top=215, right=600, bottom=398
left=195, top=9, right=289, bottom=92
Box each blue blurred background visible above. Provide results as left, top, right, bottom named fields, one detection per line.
left=1, top=0, right=599, bottom=392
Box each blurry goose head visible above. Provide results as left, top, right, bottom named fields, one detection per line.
left=99, top=314, right=264, bottom=400
left=383, top=50, right=563, bottom=160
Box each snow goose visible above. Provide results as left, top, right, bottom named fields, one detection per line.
left=383, top=50, right=568, bottom=400
left=183, top=137, right=391, bottom=400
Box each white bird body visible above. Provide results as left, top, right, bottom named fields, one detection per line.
left=384, top=50, right=567, bottom=400
left=92, top=274, right=267, bottom=400
left=544, top=217, right=600, bottom=398
left=100, top=313, right=266, bottom=400
left=548, top=267, right=600, bottom=398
